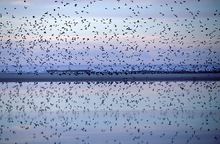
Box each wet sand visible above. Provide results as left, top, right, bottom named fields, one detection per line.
left=0, top=72, right=220, bottom=82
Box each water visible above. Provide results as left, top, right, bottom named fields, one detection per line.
left=0, top=81, right=220, bottom=143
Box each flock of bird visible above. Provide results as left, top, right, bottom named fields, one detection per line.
left=0, top=81, right=220, bottom=143
left=0, top=0, right=220, bottom=72
left=0, top=0, right=220, bottom=143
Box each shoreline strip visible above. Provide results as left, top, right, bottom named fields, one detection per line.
left=0, top=73, right=220, bottom=82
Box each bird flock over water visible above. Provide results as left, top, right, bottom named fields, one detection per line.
left=0, top=0, right=220, bottom=144
left=0, top=0, right=220, bottom=72
left=0, top=81, right=220, bottom=143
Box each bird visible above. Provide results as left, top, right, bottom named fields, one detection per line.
left=0, top=0, right=219, bottom=143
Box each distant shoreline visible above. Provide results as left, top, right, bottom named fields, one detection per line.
left=0, top=72, right=220, bottom=82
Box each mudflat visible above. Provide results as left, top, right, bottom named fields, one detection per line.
left=0, top=72, right=220, bottom=82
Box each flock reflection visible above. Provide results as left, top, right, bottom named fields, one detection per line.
left=0, top=81, right=220, bottom=143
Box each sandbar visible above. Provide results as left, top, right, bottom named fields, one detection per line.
left=0, top=72, right=220, bottom=82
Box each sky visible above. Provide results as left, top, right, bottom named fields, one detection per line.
left=0, top=0, right=220, bottom=71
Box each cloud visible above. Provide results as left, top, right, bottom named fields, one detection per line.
left=11, top=0, right=32, bottom=6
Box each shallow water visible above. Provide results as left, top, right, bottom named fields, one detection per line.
left=0, top=81, right=220, bottom=144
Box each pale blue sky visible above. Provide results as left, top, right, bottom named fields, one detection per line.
left=0, top=0, right=220, bottom=69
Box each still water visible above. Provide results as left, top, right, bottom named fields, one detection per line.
left=0, top=81, right=220, bottom=144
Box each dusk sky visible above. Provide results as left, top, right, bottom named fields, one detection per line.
left=0, top=0, right=220, bottom=70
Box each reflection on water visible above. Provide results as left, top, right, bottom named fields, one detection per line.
left=0, top=81, right=220, bottom=144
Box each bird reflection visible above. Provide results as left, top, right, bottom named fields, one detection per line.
left=0, top=81, right=219, bottom=143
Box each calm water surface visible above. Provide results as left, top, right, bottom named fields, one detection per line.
left=0, top=81, right=220, bottom=144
